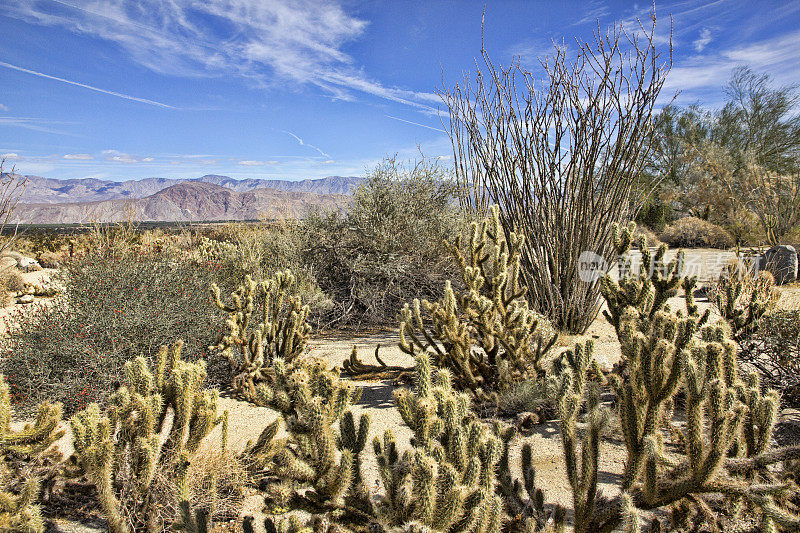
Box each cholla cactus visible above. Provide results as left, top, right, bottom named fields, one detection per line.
left=399, top=206, right=557, bottom=404
left=210, top=270, right=312, bottom=404
left=553, top=341, right=609, bottom=533
left=0, top=374, right=63, bottom=533
left=244, top=356, right=368, bottom=513
left=601, top=221, right=694, bottom=334
left=69, top=341, right=227, bottom=533
left=558, top=231, right=800, bottom=531
left=372, top=353, right=504, bottom=532
left=711, top=263, right=777, bottom=344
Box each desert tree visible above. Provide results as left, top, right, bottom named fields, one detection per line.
left=440, top=13, right=672, bottom=333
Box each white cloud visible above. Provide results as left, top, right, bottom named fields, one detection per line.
left=693, top=28, right=713, bottom=52
left=238, top=160, right=277, bottom=166
left=103, top=151, right=139, bottom=163
left=666, top=29, right=800, bottom=101
left=3, top=0, right=438, bottom=111
left=1, top=153, right=21, bottom=160
left=141, top=157, right=154, bottom=162
left=63, top=153, right=93, bottom=159
left=0, top=104, right=8, bottom=111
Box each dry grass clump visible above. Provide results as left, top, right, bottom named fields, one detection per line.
left=660, top=216, right=734, bottom=248
left=185, top=449, right=248, bottom=522
left=3, top=268, right=25, bottom=293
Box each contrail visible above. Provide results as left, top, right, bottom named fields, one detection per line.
left=385, top=114, right=446, bottom=133
left=0, top=61, right=177, bottom=109
left=282, top=130, right=330, bottom=158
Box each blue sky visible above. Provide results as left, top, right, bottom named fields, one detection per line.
left=1, top=0, right=799, bottom=182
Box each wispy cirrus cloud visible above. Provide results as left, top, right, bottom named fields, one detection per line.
left=0, top=116, right=79, bottom=135
left=1, top=153, right=21, bottom=160
left=237, top=160, right=278, bottom=166
left=63, top=153, right=93, bottom=159
left=666, top=28, right=800, bottom=103
left=2, top=0, right=438, bottom=112
left=693, top=28, right=713, bottom=51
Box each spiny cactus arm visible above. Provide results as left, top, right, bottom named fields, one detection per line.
left=70, top=404, right=129, bottom=533
left=1, top=376, right=64, bottom=454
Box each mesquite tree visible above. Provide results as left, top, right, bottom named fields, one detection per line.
left=440, top=15, right=672, bottom=333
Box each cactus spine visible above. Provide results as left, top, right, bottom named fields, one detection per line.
left=0, top=374, right=63, bottom=533
left=69, top=341, right=227, bottom=533
left=399, top=206, right=557, bottom=404
left=211, top=270, right=312, bottom=404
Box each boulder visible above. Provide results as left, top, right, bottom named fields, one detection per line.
left=17, top=294, right=35, bottom=304
left=17, top=256, right=42, bottom=272
left=761, top=245, right=798, bottom=285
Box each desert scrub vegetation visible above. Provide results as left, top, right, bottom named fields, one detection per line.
left=659, top=216, right=734, bottom=249
left=299, top=155, right=465, bottom=326
left=0, top=245, right=226, bottom=415
left=442, top=17, right=671, bottom=334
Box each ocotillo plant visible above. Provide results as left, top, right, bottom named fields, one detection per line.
left=0, top=374, right=63, bottom=533
left=242, top=356, right=369, bottom=514
left=210, top=269, right=312, bottom=404
left=68, top=341, right=227, bottom=533
left=398, top=205, right=557, bottom=404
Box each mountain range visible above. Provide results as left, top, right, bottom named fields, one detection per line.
left=4, top=174, right=364, bottom=223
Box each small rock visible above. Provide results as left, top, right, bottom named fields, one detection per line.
left=761, top=245, right=798, bottom=285
left=17, top=256, right=42, bottom=273
left=17, top=294, right=35, bottom=304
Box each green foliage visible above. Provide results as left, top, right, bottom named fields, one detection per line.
left=299, top=156, right=464, bottom=325
left=1, top=247, right=224, bottom=415
left=0, top=374, right=63, bottom=533
left=67, top=341, right=227, bottom=533
left=399, top=206, right=557, bottom=404
left=210, top=270, right=312, bottom=404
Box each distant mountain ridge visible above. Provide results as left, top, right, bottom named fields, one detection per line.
left=8, top=174, right=364, bottom=204
left=9, top=181, right=352, bottom=223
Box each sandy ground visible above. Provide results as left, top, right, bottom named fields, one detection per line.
left=6, top=250, right=799, bottom=532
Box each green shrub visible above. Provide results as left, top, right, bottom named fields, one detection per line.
left=660, top=216, right=734, bottom=248
left=0, top=248, right=225, bottom=415
left=300, top=156, right=465, bottom=325
left=635, top=197, right=674, bottom=232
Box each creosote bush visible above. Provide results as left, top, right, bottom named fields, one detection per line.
left=299, top=156, right=464, bottom=325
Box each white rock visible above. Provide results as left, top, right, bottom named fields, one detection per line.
left=17, top=294, right=35, bottom=304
